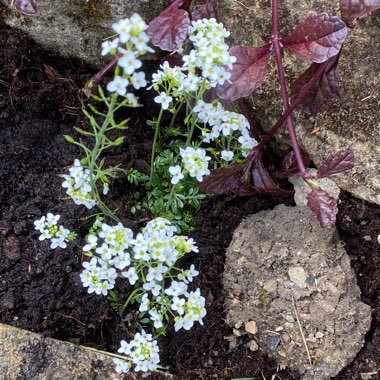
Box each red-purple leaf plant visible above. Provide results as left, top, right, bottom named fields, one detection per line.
left=199, top=0, right=376, bottom=227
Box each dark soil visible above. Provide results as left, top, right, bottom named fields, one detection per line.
left=0, top=15, right=379, bottom=380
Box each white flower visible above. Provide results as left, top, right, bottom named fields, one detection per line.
left=112, top=19, right=132, bottom=43
left=101, top=38, right=119, bottom=56
left=180, top=72, right=200, bottom=92
left=221, top=150, right=234, bottom=161
left=174, top=313, right=196, bottom=331
left=215, top=66, right=231, bottom=85
left=50, top=226, right=70, bottom=249
left=165, top=280, right=188, bottom=297
left=168, top=165, right=184, bottom=185
left=238, top=130, right=258, bottom=156
left=130, top=71, right=147, bottom=89
left=126, top=93, right=139, bottom=107
left=106, top=75, right=129, bottom=96
left=139, top=294, right=150, bottom=312
left=171, top=296, right=185, bottom=315
left=184, top=264, right=199, bottom=283
left=122, top=266, right=139, bottom=285
left=146, top=264, right=168, bottom=282
left=34, top=215, right=46, bottom=231
left=154, top=92, right=172, bottom=110
left=102, top=183, right=109, bottom=195
left=143, top=281, right=161, bottom=296
left=118, top=50, right=142, bottom=75
left=113, top=358, right=131, bottom=374
left=149, top=309, right=163, bottom=329
left=130, top=34, right=153, bottom=53
left=46, top=213, right=60, bottom=225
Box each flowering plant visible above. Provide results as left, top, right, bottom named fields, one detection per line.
left=33, top=9, right=254, bottom=374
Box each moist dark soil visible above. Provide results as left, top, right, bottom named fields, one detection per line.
left=0, top=16, right=379, bottom=380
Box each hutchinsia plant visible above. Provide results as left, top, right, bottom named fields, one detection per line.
left=34, top=10, right=255, bottom=374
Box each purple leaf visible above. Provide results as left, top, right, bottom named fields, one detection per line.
left=340, top=0, right=380, bottom=24
left=11, top=0, right=37, bottom=16
left=272, top=150, right=310, bottom=179
left=203, top=87, right=232, bottom=108
left=317, top=148, right=355, bottom=178
left=307, top=187, right=338, bottom=228
left=216, top=44, right=272, bottom=101
left=251, top=157, right=291, bottom=194
left=191, top=2, right=216, bottom=20
left=281, top=13, right=347, bottom=63
left=197, top=165, right=255, bottom=196
left=147, top=3, right=190, bottom=52
left=290, top=53, right=341, bottom=115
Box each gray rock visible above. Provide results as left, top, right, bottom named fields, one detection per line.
left=223, top=204, right=372, bottom=380
left=2, top=0, right=169, bottom=66
left=0, top=323, right=172, bottom=379
left=216, top=1, right=380, bottom=205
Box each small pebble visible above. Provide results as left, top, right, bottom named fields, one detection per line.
left=263, top=279, right=277, bottom=293
left=263, top=335, right=281, bottom=351
left=247, top=340, right=259, bottom=352
left=288, top=266, right=307, bottom=289
left=284, top=315, right=295, bottom=323
left=234, top=321, right=242, bottom=329
left=364, top=235, right=372, bottom=241
left=229, top=339, right=238, bottom=350
left=281, top=333, right=291, bottom=344
left=245, top=320, right=258, bottom=335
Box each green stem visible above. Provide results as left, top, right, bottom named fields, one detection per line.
left=168, top=100, right=185, bottom=130
left=150, top=108, right=164, bottom=180
left=120, top=287, right=142, bottom=316
left=87, top=93, right=119, bottom=221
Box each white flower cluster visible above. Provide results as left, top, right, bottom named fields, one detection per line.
left=34, top=213, right=72, bottom=249
left=179, top=147, right=211, bottom=182
left=80, top=217, right=206, bottom=372
left=151, top=18, right=236, bottom=105
left=186, top=18, right=236, bottom=86
left=62, top=159, right=96, bottom=209
left=114, top=330, right=160, bottom=373
left=103, top=13, right=152, bottom=101
left=167, top=147, right=211, bottom=185
left=194, top=100, right=258, bottom=159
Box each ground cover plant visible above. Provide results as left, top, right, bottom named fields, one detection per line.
left=0, top=0, right=380, bottom=378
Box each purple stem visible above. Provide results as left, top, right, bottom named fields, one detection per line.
left=182, top=0, right=193, bottom=11
left=83, top=56, right=120, bottom=97
left=247, top=59, right=329, bottom=160
left=270, top=0, right=310, bottom=179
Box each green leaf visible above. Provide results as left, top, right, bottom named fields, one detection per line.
left=113, top=136, right=125, bottom=146
left=63, top=135, right=75, bottom=144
